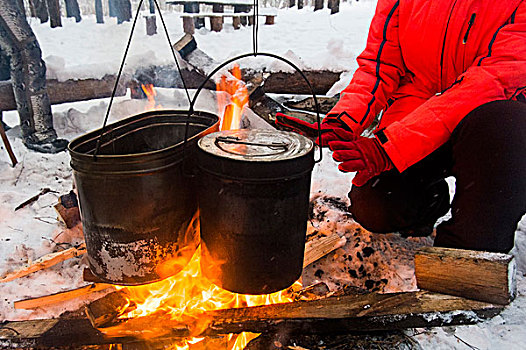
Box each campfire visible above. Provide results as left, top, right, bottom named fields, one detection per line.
left=91, top=69, right=298, bottom=350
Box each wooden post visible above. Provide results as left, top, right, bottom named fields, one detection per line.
left=234, top=5, right=250, bottom=26
left=64, top=0, right=82, bottom=22
left=329, top=0, right=340, bottom=14
left=30, top=0, right=49, bottom=23
left=415, top=247, right=517, bottom=305
left=95, top=0, right=104, bottom=24
left=248, top=15, right=254, bottom=26
left=46, top=0, right=62, bottom=28
left=145, top=15, right=157, bottom=35
left=298, top=0, right=304, bottom=9
left=211, top=4, right=224, bottom=32
left=182, top=17, right=195, bottom=35
left=314, top=0, right=324, bottom=11
left=265, top=15, right=275, bottom=25
left=148, top=0, right=155, bottom=14
left=0, top=112, right=18, bottom=167
left=232, top=16, right=241, bottom=29
left=184, top=3, right=204, bottom=29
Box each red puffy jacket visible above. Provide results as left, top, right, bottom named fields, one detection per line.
left=328, top=0, right=526, bottom=172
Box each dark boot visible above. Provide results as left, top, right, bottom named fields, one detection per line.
left=23, top=137, right=68, bottom=153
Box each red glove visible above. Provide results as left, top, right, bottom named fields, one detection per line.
left=328, top=136, right=394, bottom=186
left=275, top=113, right=355, bottom=147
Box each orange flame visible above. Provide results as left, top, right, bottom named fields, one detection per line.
left=141, top=83, right=163, bottom=110
left=100, top=212, right=301, bottom=350
left=216, top=64, right=249, bottom=131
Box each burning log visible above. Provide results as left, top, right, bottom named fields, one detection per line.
left=0, top=75, right=127, bottom=111
left=14, top=283, right=115, bottom=310
left=53, top=190, right=80, bottom=229
left=85, top=291, right=137, bottom=328
left=415, top=247, right=517, bottom=305
left=0, top=291, right=504, bottom=347
left=0, top=243, right=86, bottom=283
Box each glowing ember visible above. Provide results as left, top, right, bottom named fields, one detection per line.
left=216, top=64, right=249, bottom=131
left=100, top=212, right=301, bottom=350
left=141, top=83, right=163, bottom=110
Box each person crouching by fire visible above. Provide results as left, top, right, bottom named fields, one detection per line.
left=277, top=0, right=526, bottom=253
left=0, top=0, right=67, bottom=153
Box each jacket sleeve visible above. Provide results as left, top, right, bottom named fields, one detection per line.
left=380, top=2, right=526, bottom=172
left=326, top=0, right=405, bottom=135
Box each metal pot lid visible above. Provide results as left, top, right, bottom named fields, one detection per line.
left=198, top=129, right=314, bottom=162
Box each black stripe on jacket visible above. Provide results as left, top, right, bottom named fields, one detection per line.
left=359, top=0, right=401, bottom=125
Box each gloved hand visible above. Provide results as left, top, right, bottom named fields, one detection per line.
left=328, top=136, right=394, bottom=186
left=275, top=112, right=355, bottom=146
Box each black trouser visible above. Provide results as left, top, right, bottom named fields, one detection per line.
left=0, top=0, right=57, bottom=143
left=349, top=100, right=526, bottom=253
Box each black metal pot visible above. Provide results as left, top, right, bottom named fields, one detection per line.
left=69, top=110, right=219, bottom=285
left=197, top=129, right=315, bottom=294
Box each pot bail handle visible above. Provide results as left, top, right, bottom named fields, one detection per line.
left=93, top=0, right=192, bottom=159
left=184, top=52, right=323, bottom=165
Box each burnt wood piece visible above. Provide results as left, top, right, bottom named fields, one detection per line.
left=14, top=283, right=114, bottom=310
left=0, top=75, right=127, bottom=111
left=14, top=188, right=54, bottom=211
left=244, top=70, right=342, bottom=95
left=53, top=190, right=80, bottom=228
left=85, top=291, right=137, bottom=328
left=46, top=0, right=62, bottom=28
left=314, top=0, right=324, bottom=11
left=284, top=95, right=340, bottom=114
left=0, top=112, right=17, bottom=167
left=0, top=291, right=503, bottom=347
left=95, top=0, right=104, bottom=23
left=144, top=15, right=157, bottom=35
left=415, top=247, right=517, bottom=305
left=248, top=85, right=285, bottom=125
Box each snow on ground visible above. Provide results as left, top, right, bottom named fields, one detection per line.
left=1, top=2, right=526, bottom=349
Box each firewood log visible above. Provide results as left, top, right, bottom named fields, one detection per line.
left=415, top=246, right=517, bottom=305
left=54, top=191, right=80, bottom=229
left=14, top=283, right=115, bottom=310
left=85, top=291, right=137, bottom=328
left=0, top=243, right=86, bottom=283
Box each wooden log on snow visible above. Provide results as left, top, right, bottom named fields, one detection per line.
left=14, top=283, right=115, bottom=310
left=414, top=247, right=517, bottom=305
left=0, top=243, right=86, bottom=283
left=0, top=75, right=127, bottom=111
left=0, top=291, right=504, bottom=347
left=244, top=70, right=342, bottom=95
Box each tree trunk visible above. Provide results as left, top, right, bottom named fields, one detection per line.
left=314, top=0, right=324, bottom=11
left=329, top=0, right=340, bottom=14
left=16, top=0, right=26, bottom=18
left=289, top=0, right=295, bottom=7
left=108, top=0, right=117, bottom=18
left=46, top=0, right=62, bottom=28
left=298, top=0, right=304, bottom=9
left=115, top=0, right=132, bottom=24
left=29, top=0, right=49, bottom=23
left=95, top=0, right=104, bottom=23
left=64, top=0, right=82, bottom=22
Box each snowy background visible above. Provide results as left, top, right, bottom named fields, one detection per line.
left=1, top=1, right=526, bottom=349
